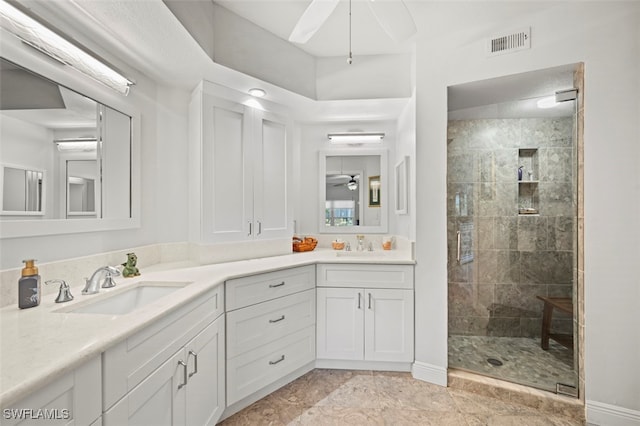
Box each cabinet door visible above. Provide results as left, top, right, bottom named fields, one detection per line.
left=185, top=316, right=225, bottom=426
left=364, top=289, right=414, bottom=362
left=104, top=350, right=186, bottom=426
left=201, top=94, right=253, bottom=243
left=1, top=357, right=101, bottom=426
left=316, top=287, right=364, bottom=360
left=252, top=110, right=290, bottom=240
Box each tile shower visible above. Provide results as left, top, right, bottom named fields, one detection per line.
left=447, top=117, right=577, bottom=393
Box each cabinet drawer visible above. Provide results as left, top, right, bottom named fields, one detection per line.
left=227, top=289, right=315, bottom=358
left=226, top=265, right=315, bottom=310
left=103, top=285, right=223, bottom=410
left=317, top=264, right=414, bottom=289
left=226, top=325, right=315, bottom=405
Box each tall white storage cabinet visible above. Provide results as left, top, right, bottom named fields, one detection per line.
left=316, top=264, right=414, bottom=370
left=189, top=81, right=291, bottom=243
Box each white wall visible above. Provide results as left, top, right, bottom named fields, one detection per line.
left=411, top=1, right=640, bottom=422
left=392, top=92, right=416, bottom=240
left=154, top=86, right=191, bottom=243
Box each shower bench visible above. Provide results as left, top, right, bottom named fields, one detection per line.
left=536, top=296, right=574, bottom=350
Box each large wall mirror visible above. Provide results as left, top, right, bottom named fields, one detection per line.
left=0, top=54, right=138, bottom=238
left=319, top=150, right=388, bottom=234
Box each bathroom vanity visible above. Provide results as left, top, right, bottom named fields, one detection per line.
left=0, top=251, right=414, bottom=425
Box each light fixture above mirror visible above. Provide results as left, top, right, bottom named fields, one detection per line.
left=328, top=132, right=385, bottom=145
left=0, top=0, right=134, bottom=95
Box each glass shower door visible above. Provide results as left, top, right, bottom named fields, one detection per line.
left=446, top=92, right=578, bottom=395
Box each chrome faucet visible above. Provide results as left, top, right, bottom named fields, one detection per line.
left=82, top=266, right=120, bottom=295
left=45, top=279, right=74, bottom=303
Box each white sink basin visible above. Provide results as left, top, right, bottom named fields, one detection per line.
left=58, top=281, right=191, bottom=315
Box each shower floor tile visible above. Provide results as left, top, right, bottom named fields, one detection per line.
left=448, top=335, right=576, bottom=392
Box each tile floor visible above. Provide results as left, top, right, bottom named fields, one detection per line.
left=219, top=369, right=585, bottom=425
left=448, top=335, right=576, bottom=393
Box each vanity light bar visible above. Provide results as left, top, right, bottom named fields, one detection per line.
left=54, top=138, right=97, bottom=152
left=0, top=0, right=134, bottom=95
left=327, top=132, right=385, bottom=144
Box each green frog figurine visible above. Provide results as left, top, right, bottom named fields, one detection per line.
left=122, top=252, right=140, bottom=278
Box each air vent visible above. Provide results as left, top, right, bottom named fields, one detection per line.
left=487, top=27, right=531, bottom=56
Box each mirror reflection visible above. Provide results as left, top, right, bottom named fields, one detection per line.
left=0, top=57, right=132, bottom=221
left=66, top=160, right=97, bottom=217
left=322, top=153, right=385, bottom=232
left=1, top=165, right=44, bottom=214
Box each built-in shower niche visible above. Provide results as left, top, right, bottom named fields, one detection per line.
left=518, top=148, right=539, bottom=215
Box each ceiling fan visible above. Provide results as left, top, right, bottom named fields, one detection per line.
left=288, top=0, right=417, bottom=49
left=332, top=174, right=360, bottom=191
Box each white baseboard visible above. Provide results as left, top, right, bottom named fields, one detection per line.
left=587, top=400, right=640, bottom=426
left=315, top=359, right=412, bottom=371
left=411, top=361, right=447, bottom=387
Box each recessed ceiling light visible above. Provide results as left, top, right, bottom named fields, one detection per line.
left=248, top=88, right=266, bottom=97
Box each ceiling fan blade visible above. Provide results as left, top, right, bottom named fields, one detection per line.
left=366, top=0, right=417, bottom=43
left=288, top=0, right=340, bottom=44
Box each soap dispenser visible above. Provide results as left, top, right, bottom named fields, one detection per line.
left=19, top=259, right=41, bottom=309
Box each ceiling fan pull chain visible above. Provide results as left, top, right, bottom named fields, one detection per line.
left=347, top=0, right=353, bottom=64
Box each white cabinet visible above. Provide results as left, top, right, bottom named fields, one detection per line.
left=225, top=266, right=315, bottom=411
left=316, top=264, right=414, bottom=368
left=102, top=285, right=225, bottom=426
left=1, top=356, right=101, bottom=426
left=104, top=316, right=225, bottom=426
left=189, top=81, right=291, bottom=243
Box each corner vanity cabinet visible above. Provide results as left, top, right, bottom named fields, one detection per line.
left=189, top=81, right=291, bottom=243
left=316, top=264, right=414, bottom=370
left=224, top=265, right=316, bottom=413
left=102, top=286, right=225, bottom=426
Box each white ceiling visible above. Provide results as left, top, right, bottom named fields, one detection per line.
left=214, top=0, right=416, bottom=58
left=9, top=0, right=577, bottom=120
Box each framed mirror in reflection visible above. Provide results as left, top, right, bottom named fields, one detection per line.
left=319, top=150, right=388, bottom=234
left=0, top=165, right=45, bottom=215
left=0, top=57, right=132, bottom=224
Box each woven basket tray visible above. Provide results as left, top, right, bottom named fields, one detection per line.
left=292, top=236, right=318, bottom=252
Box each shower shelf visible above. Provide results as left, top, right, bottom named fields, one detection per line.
left=518, top=148, right=539, bottom=214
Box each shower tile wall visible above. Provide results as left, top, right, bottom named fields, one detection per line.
left=447, top=118, right=575, bottom=338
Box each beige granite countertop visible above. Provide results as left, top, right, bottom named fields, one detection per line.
left=0, top=248, right=414, bottom=408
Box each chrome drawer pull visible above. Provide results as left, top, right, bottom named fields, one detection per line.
left=178, top=360, right=188, bottom=389
left=358, top=293, right=362, bottom=309
left=368, top=293, right=372, bottom=310
left=269, top=281, right=285, bottom=288
left=269, top=355, right=285, bottom=365
left=188, top=350, right=198, bottom=378
left=269, top=315, right=285, bottom=323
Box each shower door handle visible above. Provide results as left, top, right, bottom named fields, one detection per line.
left=456, top=231, right=461, bottom=263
